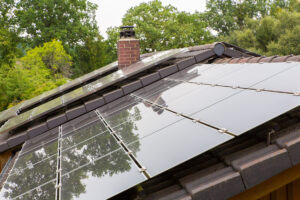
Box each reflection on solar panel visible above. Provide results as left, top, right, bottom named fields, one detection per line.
left=135, top=62, right=300, bottom=135
left=19, top=61, right=118, bottom=112
left=0, top=103, right=24, bottom=125
left=1, top=61, right=300, bottom=199
left=0, top=61, right=118, bottom=125
left=0, top=49, right=187, bottom=134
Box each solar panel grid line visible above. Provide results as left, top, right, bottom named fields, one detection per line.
left=60, top=129, right=110, bottom=153
left=16, top=62, right=118, bottom=114
left=60, top=137, right=122, bottom=175
left=168, top=63, right=249, bottom=84
left=214, top=62, right=299, bottom=89
left=123, top=117, right=233, bottom=177
left=60, top=147, right=121, bottom=178
left=58, top=111, right=148, bottom=198
left=190, top=89, right=300, bottom=135
left=20, top=128, right=59, bottom=156
left=0, top=133, right=59, bottom=199
left=61, top=114, right=103, bottom=137
left=95, top=110, right=151, bottom=179
left=143, top=63, right=300, bottom=128
left=0, top=155, right=13, bottom=183
left=57, top=125, right=62, bottom=200
left=170, top=62, right=299, bottom=92
left=166, top=77, right=297, bottom=96
left=11, top=179, right=57, bottom=200
left=130, top=94, right=237, bottom=138
left=0, top=151, right=22, bottom=187
left=10, top=153, right=58, bottom=177
left=20, top=137, right=58, bottom=156
left=0, top=49, right=186, bottom=136
left=10, top=153, right=57, bottom=178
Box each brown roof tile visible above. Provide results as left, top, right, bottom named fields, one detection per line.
left=237, top=57, right=253, bottom=63
left=247, top=57, right=264, bottom=63
left=286, top=55, right=300, bottom=62
left=213, top=55, right=300, bottom=64
left=231, top=145, right=292, bottom=189
left=228, top=58, right=242, bottom=64
left=259, top=56, right=278, bottom=63
left=180, top=166, right=245, bottom=200
left=145, top=185, right=191, bottom=200
left=272, top=55, right=293, bottom=62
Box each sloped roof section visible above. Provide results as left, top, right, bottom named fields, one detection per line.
left=1, top=42, right=300, bottom=200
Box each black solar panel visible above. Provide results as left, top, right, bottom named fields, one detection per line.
left=0, top=49, right=186, bottom=135
left=1, top=61, right=300, bottom=199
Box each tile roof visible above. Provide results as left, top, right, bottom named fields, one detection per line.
left=0, top=42, right=300, bottom=199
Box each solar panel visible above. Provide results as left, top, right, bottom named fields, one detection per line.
left=168, top=63, right=245, bottom=83
left=18, top=61, right=118, bottom=113
left=18, top=86, right=61, bottom=112
left=0, top=110, right=32, bottom=133
left=2, top=60, right=300, bottom=199
left=60, top=149, right=146, bottom=200
left=126, top=118, right=232, bottom=176
left=13, top=180, right=56, bottom=200
left=100, top=96, right=184, bottom=144
left=215, top=62, right=298, bottom=88
left=59, top=111, right=147, bottom=199
left=20, top=128, right=59, bottom=156
left=252, top=63, right=300, bottom=93
left=133, top=80, right=244, bottom=116
left=0, top=49, right=186, bottom=135
left=97, top=95, right=139, bottom=117
left=191, top=89, right=300, bottom=135
left=0, top=103, right=24, bottom=124
left=31, top=97, right=64, bottom=118
left=0, top=141, right=58, bottom=200
left=61, top=110, right=106, bottom=136
left=133, top=79, right=195, bottom=101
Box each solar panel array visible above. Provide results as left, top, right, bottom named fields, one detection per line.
left=1, top=61, right=300, bottom=199
left=0, top=49, right=186, bottom=134
left=0, top=61, right=118, bottom=125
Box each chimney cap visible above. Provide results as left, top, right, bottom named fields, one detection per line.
left=120, top=25, right=135, bottom=38
left=120, top=25, right=134, bottom=29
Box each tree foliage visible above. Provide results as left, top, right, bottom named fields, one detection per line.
left=22, top=39, right=72, bottom=78
left=14, top=0, right=98, bottom=48
left=0, top=40, right=69, bottom=110
left=222, top=8, right=300, bottom=55
left=72, top=34, right=111, bottom=78
left=205, top=0, right=294, bottom=35
left=107, top=0, right=214, bottom=54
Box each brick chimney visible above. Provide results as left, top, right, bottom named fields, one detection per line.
left=118, top=26, right=140, bottom=69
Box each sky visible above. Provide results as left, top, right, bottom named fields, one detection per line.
left=89, top=0, right=207, bottom=38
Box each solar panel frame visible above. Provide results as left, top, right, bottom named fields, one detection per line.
left=191, top=89, right=300, bottom=135
left=125, top=118, right=233, bottom=177
left=252, top=63, right=300, bottom=93
left=60, top=148, right=147, bottom=200
left=0, top=141, right=58, bottom=200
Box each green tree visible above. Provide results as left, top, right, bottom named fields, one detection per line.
left=0, top=28, right=19, bottom=68
left=14, top=0, right=98, bottom=49
left=8, top=0, right=109, bottom=77
left=22, top=39, right=72, bottom=78
left=72, top=34, right=111, bottom=78
left=107, top=0, right=214, bottom=54
left=0, top=40, right=69, bottom=110
left=205, top=0, right=293, bottom=35
left=222, top=8, right=300, bottom=56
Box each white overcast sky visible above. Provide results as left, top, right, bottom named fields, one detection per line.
left=89, top=0, right=207, bottom=38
